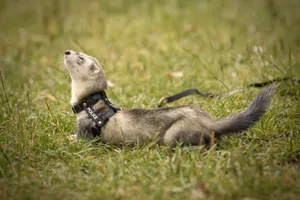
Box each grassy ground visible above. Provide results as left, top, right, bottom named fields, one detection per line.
left=1, top=0, right=300, bottom=199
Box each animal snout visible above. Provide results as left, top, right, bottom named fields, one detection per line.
left=64, top=50, right=71, bottom=55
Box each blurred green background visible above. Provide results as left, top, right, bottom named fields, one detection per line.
left=1, top=0, right=299, bottom=105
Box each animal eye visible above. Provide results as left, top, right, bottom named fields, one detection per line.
left=76, top=56, right=85, bottom=65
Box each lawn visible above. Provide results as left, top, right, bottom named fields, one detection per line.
left=0, top=0, right=300, bottom=199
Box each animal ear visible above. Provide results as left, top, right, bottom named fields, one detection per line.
left=89, top=63, right=101, bottom=73
left=89, top=56, right=103, bottom=68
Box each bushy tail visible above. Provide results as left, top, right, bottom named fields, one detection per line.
left=212, top=84, right=276, bottom=136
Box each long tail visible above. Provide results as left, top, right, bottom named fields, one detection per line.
left=212, top=84, right=276, bottom=136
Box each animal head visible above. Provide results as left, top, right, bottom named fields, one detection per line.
left=64, top=50, right=107, bottom=105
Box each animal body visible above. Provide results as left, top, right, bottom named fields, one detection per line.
left=63, top=50, right=275, bottom=147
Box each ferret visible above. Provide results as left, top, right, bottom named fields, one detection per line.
left=63, top=50, right=275, bottom=147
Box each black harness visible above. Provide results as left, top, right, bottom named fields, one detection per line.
left=72, top=91, right=121, bottom=136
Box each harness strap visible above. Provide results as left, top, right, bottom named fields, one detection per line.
left=72, top=91, right=121, bottom=136
left=72, top=91, right=121, bottom=114
left=82, top=103, right=117, bottom=127
left=158, top=76, right=300, bottom=107
left=72, top=92, right=103, bottom=114
left=157, top=89, right=217, bottom=108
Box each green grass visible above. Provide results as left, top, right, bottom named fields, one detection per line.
left=1, top=0, right=300, bottom=199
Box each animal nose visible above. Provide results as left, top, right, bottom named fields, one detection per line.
left=64, top=50, right=71, bottom=55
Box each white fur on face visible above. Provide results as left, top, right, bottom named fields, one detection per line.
left=63, top=50, right=108, bottom=105
left=64, top=50, right=102, bottom=80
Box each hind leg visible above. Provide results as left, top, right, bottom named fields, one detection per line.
left=163, top=121, right=211, bottom=147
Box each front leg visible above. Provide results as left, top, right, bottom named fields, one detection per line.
left=77, top=118, right=97, bottom=140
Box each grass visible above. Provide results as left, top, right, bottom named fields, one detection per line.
left=0, top=0, right=300, bottom=199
